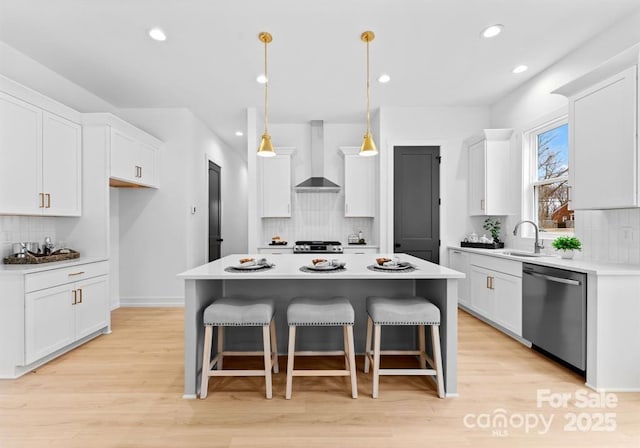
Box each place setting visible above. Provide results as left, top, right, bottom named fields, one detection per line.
left=299, top=258, right=347, bottom=274
left=224, top=257, right=275, bottom=273
left=367, top=257, right=416, bottom=273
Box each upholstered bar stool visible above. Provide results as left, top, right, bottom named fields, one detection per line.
left=285, top=297, right=358, bottom=399
left=200, top=297, right=278, bottom=399
left=364, top=296, right=445, bottom=399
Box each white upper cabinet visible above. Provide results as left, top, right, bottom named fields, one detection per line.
left=42, top=112, right=82, bottom=215
left=0, top=88, right=81, bottom=216
left=260, top=149, right=294, bottom=218
left=554, top=47, right=639, bottom=210
left=466, top=129, right=513, bottom=216
left=340, top=147, right=376, bottom=217
left=110, top=128, right=159, bottom=188
left=83, top=113, right=161, bottom=189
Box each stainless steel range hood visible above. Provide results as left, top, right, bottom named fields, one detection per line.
left=294, top=120, right=340, bottom=193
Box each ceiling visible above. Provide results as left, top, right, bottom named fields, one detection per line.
left=1, top=0, right=639, bottom=158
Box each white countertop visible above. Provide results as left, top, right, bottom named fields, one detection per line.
left=0, top=257, right=108, bottom=276
left=178, top=253, right=464, bottom=280
left=256, top=244, right=379, bottom=249
left=450, top=246, right=640, bottom=276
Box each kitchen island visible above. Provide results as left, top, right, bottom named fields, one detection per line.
left=177, top=253, right=464, bottom=399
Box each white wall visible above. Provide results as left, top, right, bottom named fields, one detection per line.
left=116, top=108, right=247, bottom=306
left=378, top=106, right=491, bottom=260
left=490, top=10, right=640, bottom=263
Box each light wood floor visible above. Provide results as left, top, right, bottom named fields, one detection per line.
left=1, top=308, right=638, bottom=447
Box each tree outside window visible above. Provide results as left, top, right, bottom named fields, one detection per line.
left=533, top=123, right=573, bottom=233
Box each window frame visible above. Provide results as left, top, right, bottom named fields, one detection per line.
left=522, top=113, right=573, bottom=238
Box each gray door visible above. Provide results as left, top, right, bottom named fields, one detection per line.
left=208, top=161, right=222, bottom=262
left=394, top=146, right=440, bottom=263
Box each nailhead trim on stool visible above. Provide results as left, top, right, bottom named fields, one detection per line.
left=200, top=297, right=279, bottom=400
left=285, top=296, right=358, bottom=399
left=364, top=296, right=445, bottom=399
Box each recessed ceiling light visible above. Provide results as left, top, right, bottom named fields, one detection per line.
left=256, top=74, right=268, bottom=84
left=235, top=131, right=244, bottom=137
left=378, top=73, right=391, bottom=83
left=148, top=27, right=167, bottom=42
left=512, top=65, right=528, bottom=74
left=481, top=24, right=504, bottom=38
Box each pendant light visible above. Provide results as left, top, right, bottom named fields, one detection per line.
left=257, top=32, right=276, bottom=157
left=360, top=30, right=378, bottom=157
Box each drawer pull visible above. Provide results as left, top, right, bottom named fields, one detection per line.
left=45, top=193, right=51, bottom=208
left=78, top=288, right=83, bottom=304
left=68, top=271, right=85, bottom=277
left=72, top=289, right=77, bottom=305
left=39, top=193, right=45, bottom=208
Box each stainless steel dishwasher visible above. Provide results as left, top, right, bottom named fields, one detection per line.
left=522, top=263, right=587, bottom=372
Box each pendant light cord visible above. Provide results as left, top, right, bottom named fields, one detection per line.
left=365, top=38, right=370, bottom=135
left=264, top=38, right=269, bottom=135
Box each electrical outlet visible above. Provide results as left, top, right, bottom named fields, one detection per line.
left=621, top=226, right=633, bottom=242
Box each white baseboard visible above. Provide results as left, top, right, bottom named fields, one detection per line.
left=119, top=296, right=185, bottom=307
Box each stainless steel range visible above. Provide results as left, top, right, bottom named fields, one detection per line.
left=293, top=240, right=343, bottom=254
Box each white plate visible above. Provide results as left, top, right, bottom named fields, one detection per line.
left=373, top=263, right=412, bottom=271
left=231, top=264, right=268, bottom=270
left=305, top=264, right=343, bottom=271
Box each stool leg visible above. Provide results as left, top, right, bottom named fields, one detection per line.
left=418, top=325, right=427, bottom=370
left=372, top=323, right=381, bottom=399
left=262, top=324, right=273, bottom=399
left=431, top=325, right=445, bottom=399
left=342, top=326, right=349, bottom=370
left=364, top=316, right=373, bottom=373
left=285, top=325, right=296, bottom=400
left=200, top=325, right=213, bottom=399
left=217, top=326, right=224, bottom=370
left=346, top=325, right=358, bottom=399
left=270, top=318, right=279, bottom=374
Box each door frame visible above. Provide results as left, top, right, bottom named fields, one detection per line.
left=205, top=155, right=222, bottom=263
left=380, top=139, right=447, bottom=261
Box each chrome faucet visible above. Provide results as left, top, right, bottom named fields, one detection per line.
left=513, top=220, right=544, bottom=254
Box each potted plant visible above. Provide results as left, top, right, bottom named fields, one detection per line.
left=552, top=236, right=582, bottom=259
left=482, top=218, right=504, bottom=248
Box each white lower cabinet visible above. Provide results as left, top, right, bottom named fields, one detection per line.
left=257, top=248, right=293, bottom=255
left=449, top=248, right=522, bottom=338
left=342, top=247, right=378, bottom=254
left=26, top=275, right=109, bottom=364
left=0, top=261, right=110, bottom=377
left=448, top=249, right=470, bottom=306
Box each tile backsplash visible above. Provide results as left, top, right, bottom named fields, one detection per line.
left=471, top=210, right=640, bottom=265
left=0, top=216, right=58, bottom=258
left=261, top=192, right=374, bottom=245
left=574, top=209, right=640, bottom=265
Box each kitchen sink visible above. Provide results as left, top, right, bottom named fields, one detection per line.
left=502, top=250, right=550, bottom=258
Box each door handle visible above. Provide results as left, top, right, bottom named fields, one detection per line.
left=78, top=288, right=83, bottom=304
left=394, top=243, right=401, bottom=248
left=39, top=193, right=45, bottom=208
left=525, top=271, right=581, bottom=286
left=480, top=199, right=485, bottom=210
left=72, top=289, right=77, bottom=305
left=216, top=238, right=224, bottom=242
left=45, top=193, right=51, bottom=208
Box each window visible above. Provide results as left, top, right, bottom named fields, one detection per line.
left=525, top=116, right=573, bottom=234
